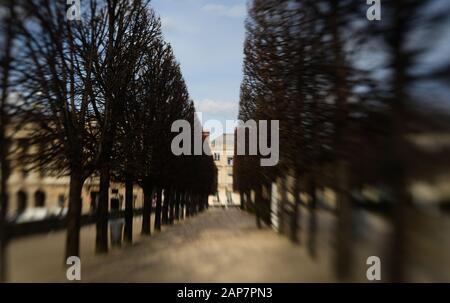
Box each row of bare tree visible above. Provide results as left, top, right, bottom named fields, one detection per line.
left=235, top=0, right=450, bottom=281
left=0, top=0, right=217, bottom=281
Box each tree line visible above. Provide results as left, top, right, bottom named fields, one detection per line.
left=0, top=0, right=217, bottom=281
left=234, top=0, right=450, bottom=281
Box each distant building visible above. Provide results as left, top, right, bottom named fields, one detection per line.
left=208, top=134, right=240, bottom=207
left=4, top=124, right=144, bottom=221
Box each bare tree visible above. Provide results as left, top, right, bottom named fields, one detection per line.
left=0, top=0, right=15, bottom=282
left=83, top=0, right=161, bottom=253
left=11, top=0, right=109, bottom=260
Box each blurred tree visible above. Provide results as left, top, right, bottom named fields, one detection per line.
left=87, top=0, right=161, bottom=254
left=0, top=0, right=15, bottom=282
left=12, top=0, right=106, bottom=260
left=237, top=0, right=450, bottom=282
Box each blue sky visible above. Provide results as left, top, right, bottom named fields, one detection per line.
left=151, top=0, right=247, bottom=133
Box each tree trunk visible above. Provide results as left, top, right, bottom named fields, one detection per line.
left=169, top=190, right=175, bottom=224
left=192, top=194, right=196, bottom=215
left=174, top=190, right=180, bottom=220
left=185, top=193, right=191, bottom=218
left=193, top=194, right=197, bottom=215
left=307, top=196, right=317, bottom=260
left=96, top=165, right=109, bottom=254
left=203, top=194, right=207, bottom=212
left=330, top=0, right=352, bottom=280
left=0, top=122, right=9, bottom=282
left=0, top=0, right=14, bottom=282
left=180, top=193, right=185, bottom=220
left=154, top=187, right=162, bottom=231
left=334, top=161, right=353, bottom=280
left=65, top=169, right=84, bottom=261
left=203, top=194, right=208, bottom=211
left=162, top=188, right=169, bottom=225
left=278, top=177, right=287, bottom=234
left=0, top=145, right=10, bottom=282
left=198, top=194, right=204, bottom=212
left=141, top=185, right=152, bottom=235
left=388, top=1, right=408, bottom=282
left=189, top=195, right=192, bottom=217
left=255, top=185, right=262, bottom=229
left=292, top=175, right=301, bottom=244
left=124, top=175, right=133, bottom=244
left=246, top=190, right=251, bottom=211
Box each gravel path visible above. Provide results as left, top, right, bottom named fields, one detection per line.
left=8, top=208, right=335, bottom=282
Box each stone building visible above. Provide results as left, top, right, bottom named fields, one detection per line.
left=5, top=124, right=144, bottom=221
left=208, top=133, right=240, bottom=207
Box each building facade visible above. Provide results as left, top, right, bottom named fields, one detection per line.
left=4, top=125, right=144, bottom=221
left=208, top=134, right=240, bottom=207
left=6, top=169, right=144, bottom=220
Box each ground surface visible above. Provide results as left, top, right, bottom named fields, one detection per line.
left=8, top=206, right=449, bottom=282
left=8, top=208, right=337, bottom=282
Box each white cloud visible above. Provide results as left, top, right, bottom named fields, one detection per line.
left=160, top=16, right=177, bottom=32
left=160, top=16, right=198, bottom=34
left=201, top=4, right=247, bottom=18
left=194, top=99, right=238, bottom=115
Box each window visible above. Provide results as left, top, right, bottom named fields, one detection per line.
left=214, top=153, right=221, bottom=161
left=34, top=190, right=46, bottom=207
left=17, top=190, right=28, bottom=213
left=58, top=194, right=66, bottom=207
left=227, top=157, right=233, bottom=165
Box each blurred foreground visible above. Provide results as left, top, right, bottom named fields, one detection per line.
left=8, top=208, right=333, bottom=282
left=233, top=0, right=450, bottom=283
left=6, top=208, right=450, bottom=282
